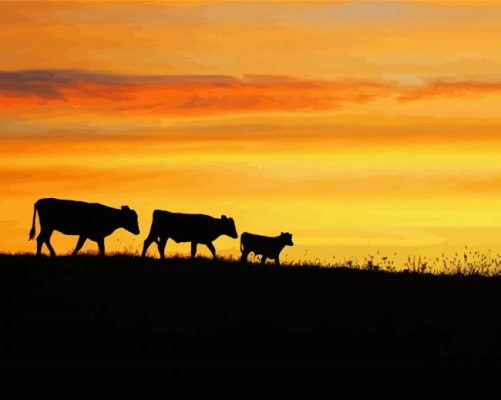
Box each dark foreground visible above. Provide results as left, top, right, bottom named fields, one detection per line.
left=1, top=254, right=501, bottom=395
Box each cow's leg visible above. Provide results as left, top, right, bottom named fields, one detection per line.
left=275, top=255, right=281, bottom=267
left=142, top=234, right=156, bottom=258
left=191, top=242, right=198, bottom=258
left=45, top=240, right=56, bottom=257
left=240, top=250, right=249, bottom=263
left=97, top=238, right=105, bottom=256
left=157, top=237, right=167, bottom=259
left=72, top=235, right=87, bottom=256
left=36, top=234, right=44, bottom=256
left=261, top=255, right=267, bottom=265
left=39, top=229, right=56, bottom=257
left=36, top=228, right=52, bottom=256
left=205, top=242, right=217, bottom=259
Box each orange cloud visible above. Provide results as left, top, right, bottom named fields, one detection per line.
left=399, top=80, right=501, bottom=102
left=0, top=70, right=395, bottom=115
left=7, top=70, right=501, bottom=120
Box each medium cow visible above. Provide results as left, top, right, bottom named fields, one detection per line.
left=29, top=198, right=140, bottom=256
left=141, top=210, right=238, bottom=259
left=240, top=232, right=294, bottom=266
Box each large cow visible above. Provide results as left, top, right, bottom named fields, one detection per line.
left=240, top=232, right=294, bottom=266
left=29, top=198, right=140, bottom=256
left=141, top=210, right=238, bottom=259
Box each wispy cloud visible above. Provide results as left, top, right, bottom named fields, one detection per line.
left=0, top=69, right=395, bottom=115
left=5, top=70, right=501, bottom=118
left=399, top=80, right=501, bottom=102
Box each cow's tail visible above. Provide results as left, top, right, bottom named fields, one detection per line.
left=28, top=201, right=38, bottom=240
left=240, top=235, right=244, bottom=252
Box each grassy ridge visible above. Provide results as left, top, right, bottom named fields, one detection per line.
left=1, top=254, right=501, bottom=394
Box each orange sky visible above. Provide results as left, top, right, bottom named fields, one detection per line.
left=2, top=1, right=501, bottom=264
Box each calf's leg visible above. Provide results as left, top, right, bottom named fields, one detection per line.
left=191, top=242, right=198, bottom=258
left=97, top=238, right=105, bottom=256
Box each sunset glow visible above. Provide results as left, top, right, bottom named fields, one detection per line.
left=3, top=1, right=501, bottom=264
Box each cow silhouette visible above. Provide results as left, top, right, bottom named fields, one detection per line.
left=141, top=210, right=238, bottom=259
left=29, top=198, right=140, bottom=256
left=240, top=232, right=294, bottom=266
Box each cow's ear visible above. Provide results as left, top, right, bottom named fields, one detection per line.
left=221, top=215, right=227, bottom=220
left=122, top=205, right=130, bottom=211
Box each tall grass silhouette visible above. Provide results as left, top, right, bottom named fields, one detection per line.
left=329, top=246, right=501, bottom=277
left=8, top=244, right=501, bottom=277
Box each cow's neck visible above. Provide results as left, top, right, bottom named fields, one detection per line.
left=275, top=237, right=287, bottom=252
left=215, top=220, right=227, bottom=239
left=110, top=208, right=125, bottom=231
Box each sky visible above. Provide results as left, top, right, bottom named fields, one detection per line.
left=3, top=1, right=501, bottom=264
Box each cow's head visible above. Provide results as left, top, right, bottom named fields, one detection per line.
left=121, top=205, right=140, bottom=235
left=280, top=232, right=294, bottom=246
left=221, top=215, right=238, bottom=239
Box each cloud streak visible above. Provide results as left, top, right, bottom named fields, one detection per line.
left=5, top=70, right=501, bottom=117
left=399, top=80, right=501, bottom=102
left=0, top=69, right=395, bottom=115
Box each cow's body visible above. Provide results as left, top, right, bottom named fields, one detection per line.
left=240, top=232, right=294, bottom=266
left=29, top=198, right=140, bottom=256
left=142, top=210, right=238, bottom=259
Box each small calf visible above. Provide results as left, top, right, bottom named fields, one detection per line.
left=240, top=231, right=294, bottom=266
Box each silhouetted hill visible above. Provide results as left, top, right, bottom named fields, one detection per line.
left=1, top=254, right=501, bottom=395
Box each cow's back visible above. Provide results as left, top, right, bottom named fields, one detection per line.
left=37, top=198, right=116, bottom=236
left=241, top=232, right=275, bottom=252
left=39, top=198, right=113, bottom=216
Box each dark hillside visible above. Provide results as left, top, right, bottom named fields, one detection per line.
left=1, top=254, right=501, bottom=394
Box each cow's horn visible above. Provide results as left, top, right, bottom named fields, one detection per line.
left=221, top=215, right=227, bottom=220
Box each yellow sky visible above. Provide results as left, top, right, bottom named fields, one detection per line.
left=2, top=1, right=501, bottom=264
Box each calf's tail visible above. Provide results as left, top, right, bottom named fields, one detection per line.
left=29, top=202, right=38, bottom=240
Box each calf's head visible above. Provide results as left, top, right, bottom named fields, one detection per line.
left=280, top=232, right=294, bottom=246
left=121, top=205, right=140, bottom=235
left=221, top=215, right=238, bottom=239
